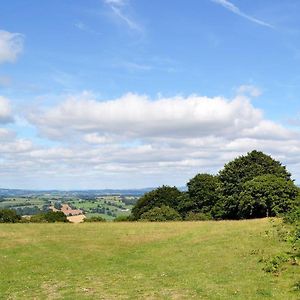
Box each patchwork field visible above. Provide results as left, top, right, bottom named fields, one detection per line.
left=0, top=219, right=299, bottom=299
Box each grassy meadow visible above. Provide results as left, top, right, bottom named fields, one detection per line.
left=0, top=219, right=299, bottom=299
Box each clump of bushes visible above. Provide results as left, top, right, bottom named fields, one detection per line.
left=30, top=211, right=69, bottom=223
left=140, top=205, right=182, bottom=222
left=84, top=216, right=106, bottom=222
left=185, top=212, right=212, bottom=221
left=113, top=215, right=132, bottom=222
left=0, top=209, right=69, bottom=223
left=0, top=209, right=21, bottom=223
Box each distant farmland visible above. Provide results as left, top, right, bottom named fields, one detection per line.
left=0, top=219, right=299, bottom=299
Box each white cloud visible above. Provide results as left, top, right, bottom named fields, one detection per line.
left=2, top=91, right=300, bottom=189
left=0, top=96, right=13, bottom=123
left=0, top=30, right=24, bottom=64
left=211, top=0, right=273, bottom=28
left=29, top=93, right=262, bottom=140
left=237, top=85, right=262, bottom=97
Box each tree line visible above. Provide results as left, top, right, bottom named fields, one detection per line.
left=131, top=150, right=300, bottom=221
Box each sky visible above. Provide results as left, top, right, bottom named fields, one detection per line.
left=1, top=0, right=300, bottom=189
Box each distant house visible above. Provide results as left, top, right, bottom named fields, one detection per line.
left=60, top=204, right=83, bottom=216
left=50, top=204, right=83, bottom=216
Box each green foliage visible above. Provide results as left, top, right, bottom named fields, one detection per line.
left=262, top=253, right=290, bottom=273
left=0, top=209, right=21, bottom=223
left=131, top=186, right=182, bottom=220
left=216, top=151, right=293, bottom=219
left=131, top=150, right=297, bottom=221
left=185, top=211, right=212, bottom=221
left=30, top=214, right=48, bottom=223
left=84, top=216, right=106, bottom=222
left=113, top=215, right=132, bottom=222
left=30, top=211, right=68, bottom=223
left=238, top=175, right=299, bottom=219
left=184, top=173, right=220, bottom=214
left=140, top=205, right=182, bottom=221
left=219, top=150, right=291, bottom=198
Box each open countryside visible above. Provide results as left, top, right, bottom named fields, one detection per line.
left=0, top=219, right=299, bottom=299
left=1, top=1, right=300, bottom=299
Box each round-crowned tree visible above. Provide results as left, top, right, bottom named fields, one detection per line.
left=219, top=150, right=291, bottom=197
left=217, top=150, right=293, bottom=219
left=238, top=174, right=299, bottom=218
left=131, top=186, right=182, bottom=220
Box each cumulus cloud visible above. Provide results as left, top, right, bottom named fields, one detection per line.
left=2, top=91, right=300, bottom=189
left=0, top=30, right=24, bottom=64
left=29, top=93, right=262, bottom=140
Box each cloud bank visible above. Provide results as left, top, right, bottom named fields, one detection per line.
left=0, top=91, right=297, bottom=189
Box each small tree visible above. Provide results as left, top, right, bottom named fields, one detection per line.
left=131, top=186, right=182, bottom=220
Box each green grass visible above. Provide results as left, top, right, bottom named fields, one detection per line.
left=0, top=219, right=299, bottom=299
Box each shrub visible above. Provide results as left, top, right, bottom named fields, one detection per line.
left=84, top=216, right=106, bottom=222
left=140, top=205, right=182, bottom=222
left=0, top=209, right=21, bottom=223
left=113, top=215, right=132, bottom=222
left=30, top=214, right=48, bottom=223
left=185, top=212, right=212, bottom=221
left=30, top=211, right=68, bottom=223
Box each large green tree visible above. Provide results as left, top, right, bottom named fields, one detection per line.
left=131, top=186, right=182, bottom=220
left=219, top=150, right=291, bottom=198
left=238, top=174, right=299, bottom=218
left=218, top=150, right=292, bottom=219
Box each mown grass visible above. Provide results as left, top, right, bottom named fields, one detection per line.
left=0, top=219, right=299, bottom=299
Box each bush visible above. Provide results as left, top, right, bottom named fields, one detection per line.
left=113, top=215, right=132, bottom=222
left=0, top=209, right=21, bottom=223
left=84, top=216, right=106, bottom=222
left=30, top=211, right=68, bottom=223
left=30, top=214, right=48, bottom=223
left=140, top=205, right=182, bottom=222
left=185, top=212, right=212, bottom=221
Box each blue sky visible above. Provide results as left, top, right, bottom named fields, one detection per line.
left=1, top=0, right=300, bottom=189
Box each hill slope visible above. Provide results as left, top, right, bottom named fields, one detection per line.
left=0, top=219, right=298, bottom=299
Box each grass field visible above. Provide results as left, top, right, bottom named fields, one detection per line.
left=0, top=219, right=299, bottom=299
